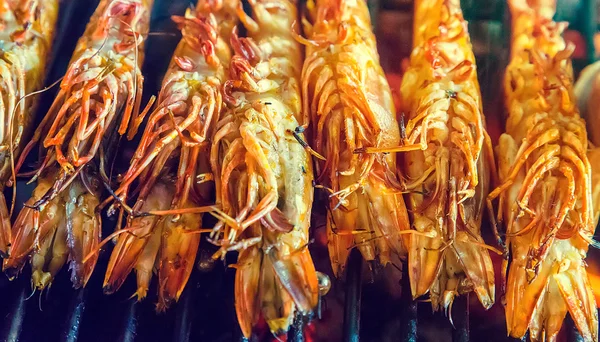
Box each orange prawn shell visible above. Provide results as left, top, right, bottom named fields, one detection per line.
left=0, top=0, right=59, bottom=254
left=103, top=1, right=238, bottom=308
left=490, top=0, right=598, bottom=340
left=4, top=0, right=154, bottom=290
left=400, top=0, right=495, bottom=310
left=210, top=0, right=320, bottom=337
left=0, top=0, right=59, bottom=181
left=302, top=0, right=409, bottom=276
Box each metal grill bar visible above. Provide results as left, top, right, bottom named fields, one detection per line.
left=581, top=0, right=598, bottom=62
left=61, top=290, right=86, bottom=342
left=288, top=313, right=310, bottom=342
left=173, top=275, right=195, bottom=342
left=2, top=284, right=27, bottom=341
left=565, top=313, right=586, bottom=342
left=399, top=264, right=417, bottom=342
left=118, top=300, right=139, bottom=342
left=0, top=1, right=598, bottom=341
left=451, top=295, right=470, bottom=342
left=342, top=249, right=363, bottom=342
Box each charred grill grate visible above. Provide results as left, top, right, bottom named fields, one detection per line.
left=0, top=0, right=598, bottom=341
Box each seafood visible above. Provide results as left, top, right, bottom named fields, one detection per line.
left=300, top=0, right=410, bottom=277
left=0, top=0, right=59, bottom=256
left=103, top=0, right=237, bottom=310
left=487, top=0, right=599, bottom=339
left=3, top=0, right=152, bottom=290
left=211, top=0, right=320, bottom=336
left=387, top=0, right=497, bottom=311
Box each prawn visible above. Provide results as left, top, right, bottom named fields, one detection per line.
left=300, top=0, right=411, bottom=277
left=487, top=0, right=599, bottom=340
left=102, top=0, right=238, bottom=310
left=0, top=0, right=59, bottom=256
left=370, top=0, right=497, bottom=312
left=3, top=0, right=152, bottom=290
left=211, top=0, right=322, bottom=336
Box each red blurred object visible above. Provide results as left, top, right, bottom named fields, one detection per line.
left=564, top=30, right=587, bottom=59
left=385, top=58, right=409, bottom=113
left=376, top=10, right=412, bottom=73
left=386, top=73, right=403, bottom=111
left=304, top=322, right=317, bottom=342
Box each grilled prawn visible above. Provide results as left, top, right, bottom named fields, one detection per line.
left=487, top=0, right=599, bottom=340
left=3, top=0, right=152, bottom=290
left=300, top=0, right=410, bottom=277
left=102, top=0, right=237, bottom=310
left=211, top=0, right=320, bottom=336
left=383, top=0, right=496, bottom=311
left=0, top=0, right=59, bottom=256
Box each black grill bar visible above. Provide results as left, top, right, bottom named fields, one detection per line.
left=173, top=272, right=196, bottom=342
left=342, top=249, right=363, bottom=342
left=61, top=289, right=86, bottom=342
left=452, top=295, right=470, bottom=342
left=2, top=284, right=27, bottom=341
left=118, top=300, right=138, bottom=342
left=287, top=313, right=309, bottom=342
left=400, top=264, right=417, bottom=342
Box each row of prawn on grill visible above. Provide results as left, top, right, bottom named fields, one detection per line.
left=0, top=0, right=598, bottom=340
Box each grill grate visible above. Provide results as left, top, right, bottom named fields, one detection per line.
left=0, top=1, right=599, bottom=341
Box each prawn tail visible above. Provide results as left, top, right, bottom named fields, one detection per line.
left=234, top=244, right=312, bottom=338
left=156, top=203, right=202, bottom=311
left=269, top=245, right=319, bottom=315
left=452, top=236, right=495, bottom=309
left=104, top=183, right=172, bottom=295
left=505, top=254, right=553, bottom=339
left=65, top=180, right=101, bottom=288
left=3, top=175, right=65, bottom=280
left=103, top=215, right=153, bottom=295
left=553, top=261, right=598, bottom=341
left=234, top=246, right=261, bottom=339
left=525, top=258, right=598, bottom=341
left=326, top=214, right=353, bottom=278
left=260, top=255, right=294, bottom=337
left=30, top=213, right=68, bottom=291
left=408, top=234, right=443, bottom=300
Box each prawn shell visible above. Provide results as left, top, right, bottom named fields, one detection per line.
left=0, top=0, right=60, bottom=255
left=302, top=0, right=410, bottom=276
left=401, top=0, right=496, bottom=310
left=490, top=0, right=599, bottom=339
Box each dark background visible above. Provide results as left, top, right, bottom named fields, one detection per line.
left=0, top=0, right=598, bottom=341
